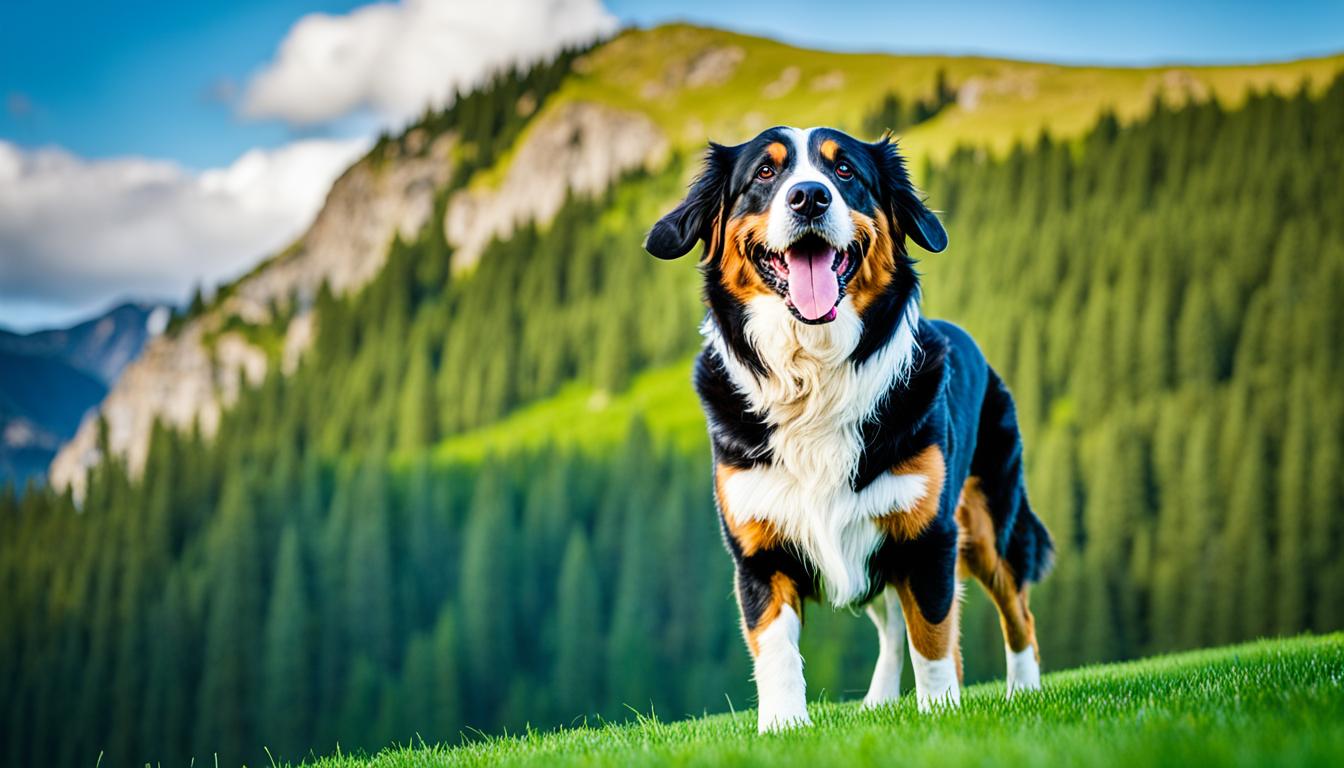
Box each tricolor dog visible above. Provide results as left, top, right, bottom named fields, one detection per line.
left=645, top=127, right=1054, bottom=732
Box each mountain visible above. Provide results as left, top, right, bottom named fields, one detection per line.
left=46, top=25, right=1344, bottom=498
left=0, top=301, right=163, bottom=384
left=0, top=302, right=164, bottom=485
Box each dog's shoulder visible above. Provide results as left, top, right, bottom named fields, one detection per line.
left=694, top=344, right=772, bottom=469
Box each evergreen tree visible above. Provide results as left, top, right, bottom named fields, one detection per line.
left=397, top=330, right=437, bottom=452
left=1178, top=409, right=1222, bottom=649
left=263, top=526, right=312, bottom=761
left=430, top=608, right=464, bottom=741
left=1216, top=420, right=1273, bottom=641
left=345, top=457, right=399, bottom=669
left=1175, top=280, right=1220, bottom=387
left=553, top=530, right=602, bottom=722
left=194, top=478, right=264, bottom=766
left=1274, top=379, right=1311, bottom=633
left=458, top=469, right=515, bottom=715
left=606, top=488, right=658, bottom=708
left=1081, top=420, right=1147, bottom=660
left=1309, top=409, right=1343, bottom=630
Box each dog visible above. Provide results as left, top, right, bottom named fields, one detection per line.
left=645, top=126, right=1054, bottom=732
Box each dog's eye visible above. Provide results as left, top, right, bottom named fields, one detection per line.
left=755, top=164, right=775, bottom=181
left=835, top=162, right=854, bottom=180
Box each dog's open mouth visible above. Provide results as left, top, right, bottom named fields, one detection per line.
left=756, top=233, right=860, bottom=324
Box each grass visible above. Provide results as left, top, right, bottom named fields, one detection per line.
left=492, top=23, right=1344, bottom=185
left=300, top=634, right=1344, bottom=767
left=427, top=358, right=706, bottom=463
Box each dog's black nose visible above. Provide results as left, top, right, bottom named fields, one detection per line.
left=787, top=181, right=831, bottom=219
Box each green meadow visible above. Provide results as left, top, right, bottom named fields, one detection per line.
left=303, top=634, right=1344, bottom=768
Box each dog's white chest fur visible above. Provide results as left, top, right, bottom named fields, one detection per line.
left=709, top=298, right=927, bottom=606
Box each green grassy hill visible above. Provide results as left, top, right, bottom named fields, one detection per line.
left=425, top=358, right=702, bottom=463
left=303, top=634, right=1344, bottom=768
left=507, top=24, right=1344, bottom=172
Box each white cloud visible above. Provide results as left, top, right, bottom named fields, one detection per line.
left=0, top=137, right=369, bottom=330
left=242, top=0, right=617, bottom=126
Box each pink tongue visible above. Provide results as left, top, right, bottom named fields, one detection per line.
left=785, top=245, right=840, bottom=320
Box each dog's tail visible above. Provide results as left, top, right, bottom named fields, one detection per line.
left=970, top=367, right=1054, bottom=586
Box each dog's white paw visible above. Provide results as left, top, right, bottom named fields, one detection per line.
left=914, top=682, right=961, bottom=713
left=911, top=648, right=961, bottom=713
left=863, top=663, right=901, bottom=709
left=862, top=686, right=900, bottom=710
left=758, top=704, right=812, bottom=733
left=1006, top=645, right=1042, bottom=699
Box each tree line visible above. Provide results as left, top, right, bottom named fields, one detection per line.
left=2, top=72, right=1342, bottom=768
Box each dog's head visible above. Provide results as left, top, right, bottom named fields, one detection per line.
left=646, top=126, right=946, bottom=326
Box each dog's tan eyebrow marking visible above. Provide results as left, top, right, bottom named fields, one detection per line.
left=766, top=141, right=787, bottom=165
left=820, top=138, right=839, bottom=161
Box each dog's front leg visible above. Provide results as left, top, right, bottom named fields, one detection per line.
left=737, top=567, right=810, bottom=732
left=893, top=523, right=963, bottom=712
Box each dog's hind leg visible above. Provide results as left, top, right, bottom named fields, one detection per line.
left=863, top=585, right=907, bottom=708
left=956, top=476, right=1041, bottom=697
left=961, top=367, right=1053, bottom=697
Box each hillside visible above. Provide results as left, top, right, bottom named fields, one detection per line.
left=550, top=24, right=1344, bottom=162
left=301, top=634, right=1344, bottom=768
left=48, top=23, right=1344, bottom=495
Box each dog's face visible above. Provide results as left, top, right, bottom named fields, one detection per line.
left=646, top=126, right=947, bottom=325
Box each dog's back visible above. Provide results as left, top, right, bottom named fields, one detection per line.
left=932, top=319, right=1055, bottom=587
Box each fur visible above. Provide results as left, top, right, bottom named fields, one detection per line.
left=647, top=125, right=1054, bottom=731
left=863, top=586, right=906, bottom=708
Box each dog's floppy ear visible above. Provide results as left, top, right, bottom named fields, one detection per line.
left=869, top=138, right=948, bottom=254
left=645, top=143, right=737, bottom=260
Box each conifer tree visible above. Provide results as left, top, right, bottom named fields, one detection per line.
left=1177, top=409, right=1222, bottom=648
left=398, top=632, right=436, bottom=739
left=553, top=530, right=602, bottom=721
left=430, top=606, right=464, bottom=740
left=263, top=526, right=312, bottom=761
left=397, top=332, right=437, bottom=452
left=346, top=457, right=398, bottom=669
left=1216, top=420, right=1273, bottom=641
left=1274, top=379, right=1311, bottom=633
left=194, top=478, right=264, bottom=766
left=1309, top=410, right=1343, bottom=630
left=1082, top=420, right=1147, bottom=659
left=1175, top=281, right=1220, bottom=387
left=458, top=469, right=515, bottom=714
left=606, top=491, right=658, bottom=707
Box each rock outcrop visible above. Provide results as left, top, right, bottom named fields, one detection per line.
left=49, top=135, right=456, bottom=497
left=444, top=101, right=668, bottom=269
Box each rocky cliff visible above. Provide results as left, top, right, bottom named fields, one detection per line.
left=49, top=101, right=668, bottom=498
left=445, top=101, right=667, bottom=269
left=48, top=134, right=456, bottom=497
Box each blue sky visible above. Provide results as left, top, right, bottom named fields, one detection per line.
left=1, top=0, right=369, bottom=169
left=3, top=0, right=1342, bottom=169
left=2, top=0, right=1342, bottom=331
